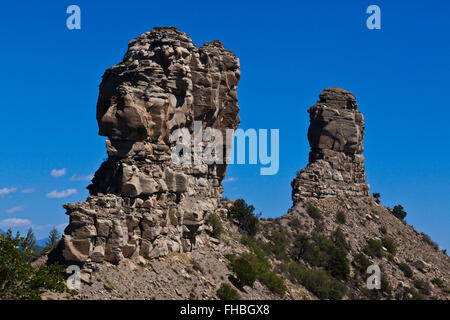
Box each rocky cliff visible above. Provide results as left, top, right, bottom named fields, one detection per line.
left=291, top=87, right=370, bottom=202
left=61, top=27, right=240, bottom=264
left=46, top=28, right=449, bottom=301
left=282, top=88, right=450, bottom=300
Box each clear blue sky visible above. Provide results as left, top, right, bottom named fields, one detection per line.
left=0, top=0, right=449, bottom=249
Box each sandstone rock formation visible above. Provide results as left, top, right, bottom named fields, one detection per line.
left=61, top=27, right=241, bottom=264
left=291, top=87, right=370, bottom=202
left=47, top=32, right=450, bottom=301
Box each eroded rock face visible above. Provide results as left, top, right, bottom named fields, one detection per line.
left=291, top=87, right=370, bottom=202
left=61, top=27, right=239, bottom=263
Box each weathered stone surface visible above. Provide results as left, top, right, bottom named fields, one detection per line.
left=292, top=87, right=370, bottom=202
left=72, top=225, right=97, bottom=239
left=62, top=235, right=90, bottom=263
left=62, top=27, right=238, bottom=264
left=91, top=245, right=105, bottom=263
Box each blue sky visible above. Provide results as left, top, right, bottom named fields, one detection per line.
left=0, top=0, right=449, bottom=249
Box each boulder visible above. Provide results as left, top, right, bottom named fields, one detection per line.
left=412, top=260, right=430, bottom=273
left=62, top=235, right=90, bottom=263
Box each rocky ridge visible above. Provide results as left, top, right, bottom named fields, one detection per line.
left=45, top=28, right=449, bottom=300
left=282, top=88, right=449, bottom=299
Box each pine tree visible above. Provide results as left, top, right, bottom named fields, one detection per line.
left=45, top=227, right=61, bottom=249
left=21, top=228, right=39, bottom=261
left=392, top=205, right=407, bottom=220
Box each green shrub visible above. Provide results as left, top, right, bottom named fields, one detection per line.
left=206, top=213, right=223, bottom=238
left=104, top=283, right=115, bottom=292
left=421, top=233, right=439, bottom=250
left=228, top=251, right=270, bottom=287
left=224, top=253, right=236, bottom=262
left=0, top=231, right=66, bottom=300
left=364, top=239, right=383, bottom=258
left=281, top=262, right=346, bottom=300
left=300, top=269, right=343, bottom=299
left=362, top=275, right=392, bottom=299
left=229, top=199, right=260, bottom=236
left=217, top=283, right=240, bottom=300
left=295, top=233, right=349, bottom=281
left=191, top=259, right=204, bottom=274
left=359, top=287, right=373, bottom=299
left=381, top=236, right=397, bottom=255
left=240, top=236, right=272, bottom=258
left=188, top=290, right=197, bottom=300
left=293, top=234, right=325, bottom=266
left=413, top=278, right=431, bottom=295
left=396, top=287, right=424, bottom=300
left=306, top=203, right=322, bottom=220
left=259, top=271, right=286, bottom=295
left=372, top=193, right=381, bottom=204
left=228, top=251, right=285, bottom=295
left=333, top=228, right=350, bottom=252
left=230, top=256, right=257, bottom=287
left=21, top=228, right=40, bottom=262
left=431, top=277, right=445, bottom=289
left=267, top=229, right=289, bottom=260
left=408, top=289, right=425, bottom=300
left=45, top=227, right=61, bottom=249
left=387, top=254, right=395, bottom=263
left=313, top=221, right=324, bottom=233
left=381, top=277, right=392, bottom=296
left=327, top=248, right=350, bottom=281
left=242, top=252, right=271, bottom=276
left=392, top=205, right=407, bottom=220
left=336, top=211, right=346, bottom=224
left=399, top=263, right=413, bottom=278
left=379, top=226, right=387, bottom=235
left=288, top=217, right=301, bottom=228
left=353, top=253, right=371, bottom=274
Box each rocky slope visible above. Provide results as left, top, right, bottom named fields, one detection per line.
left=44, top=27, right=449, bottom=300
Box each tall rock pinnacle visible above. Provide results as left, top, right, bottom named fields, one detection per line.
left=61, top=27, right=241, bottom=264
left=291, top=87, right=370, bottom=202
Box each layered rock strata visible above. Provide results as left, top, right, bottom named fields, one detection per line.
left=291, top=87, right=370, bottom=202
left=62, top=27, right=240, bottom=263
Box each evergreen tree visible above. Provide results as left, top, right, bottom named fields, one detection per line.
left=45, top=227, right=61, bottom=248
left=21, top=228, right=39, bottom=261
left=0, top=230, right=66, bottom=299
left=392, top=205, right=407, bottom=220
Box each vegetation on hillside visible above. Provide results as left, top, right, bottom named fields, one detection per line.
left=0, top=230, right=66, bottom=300
left=206, top=213, right=223, bottom=238
left=228, top=199, right=261, bottom=236
left=217, top=283, right=240, bottom=300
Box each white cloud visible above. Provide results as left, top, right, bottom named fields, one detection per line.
left=55, top=223, right=67, bottom=230
left=5, top=206, right=25, bottom=214
left=46, top=189, right=78, bottom=199
left=70, top=174, right=94, bottom=181
left=0, top=218, right=32, bottom=228
left=51, top=168, right=66, bottom=178
left=223, top=177, right=238, bottom=183
left=21, top=188, right=36, bottom=193
left=0, top=187, right=18, bottom=197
